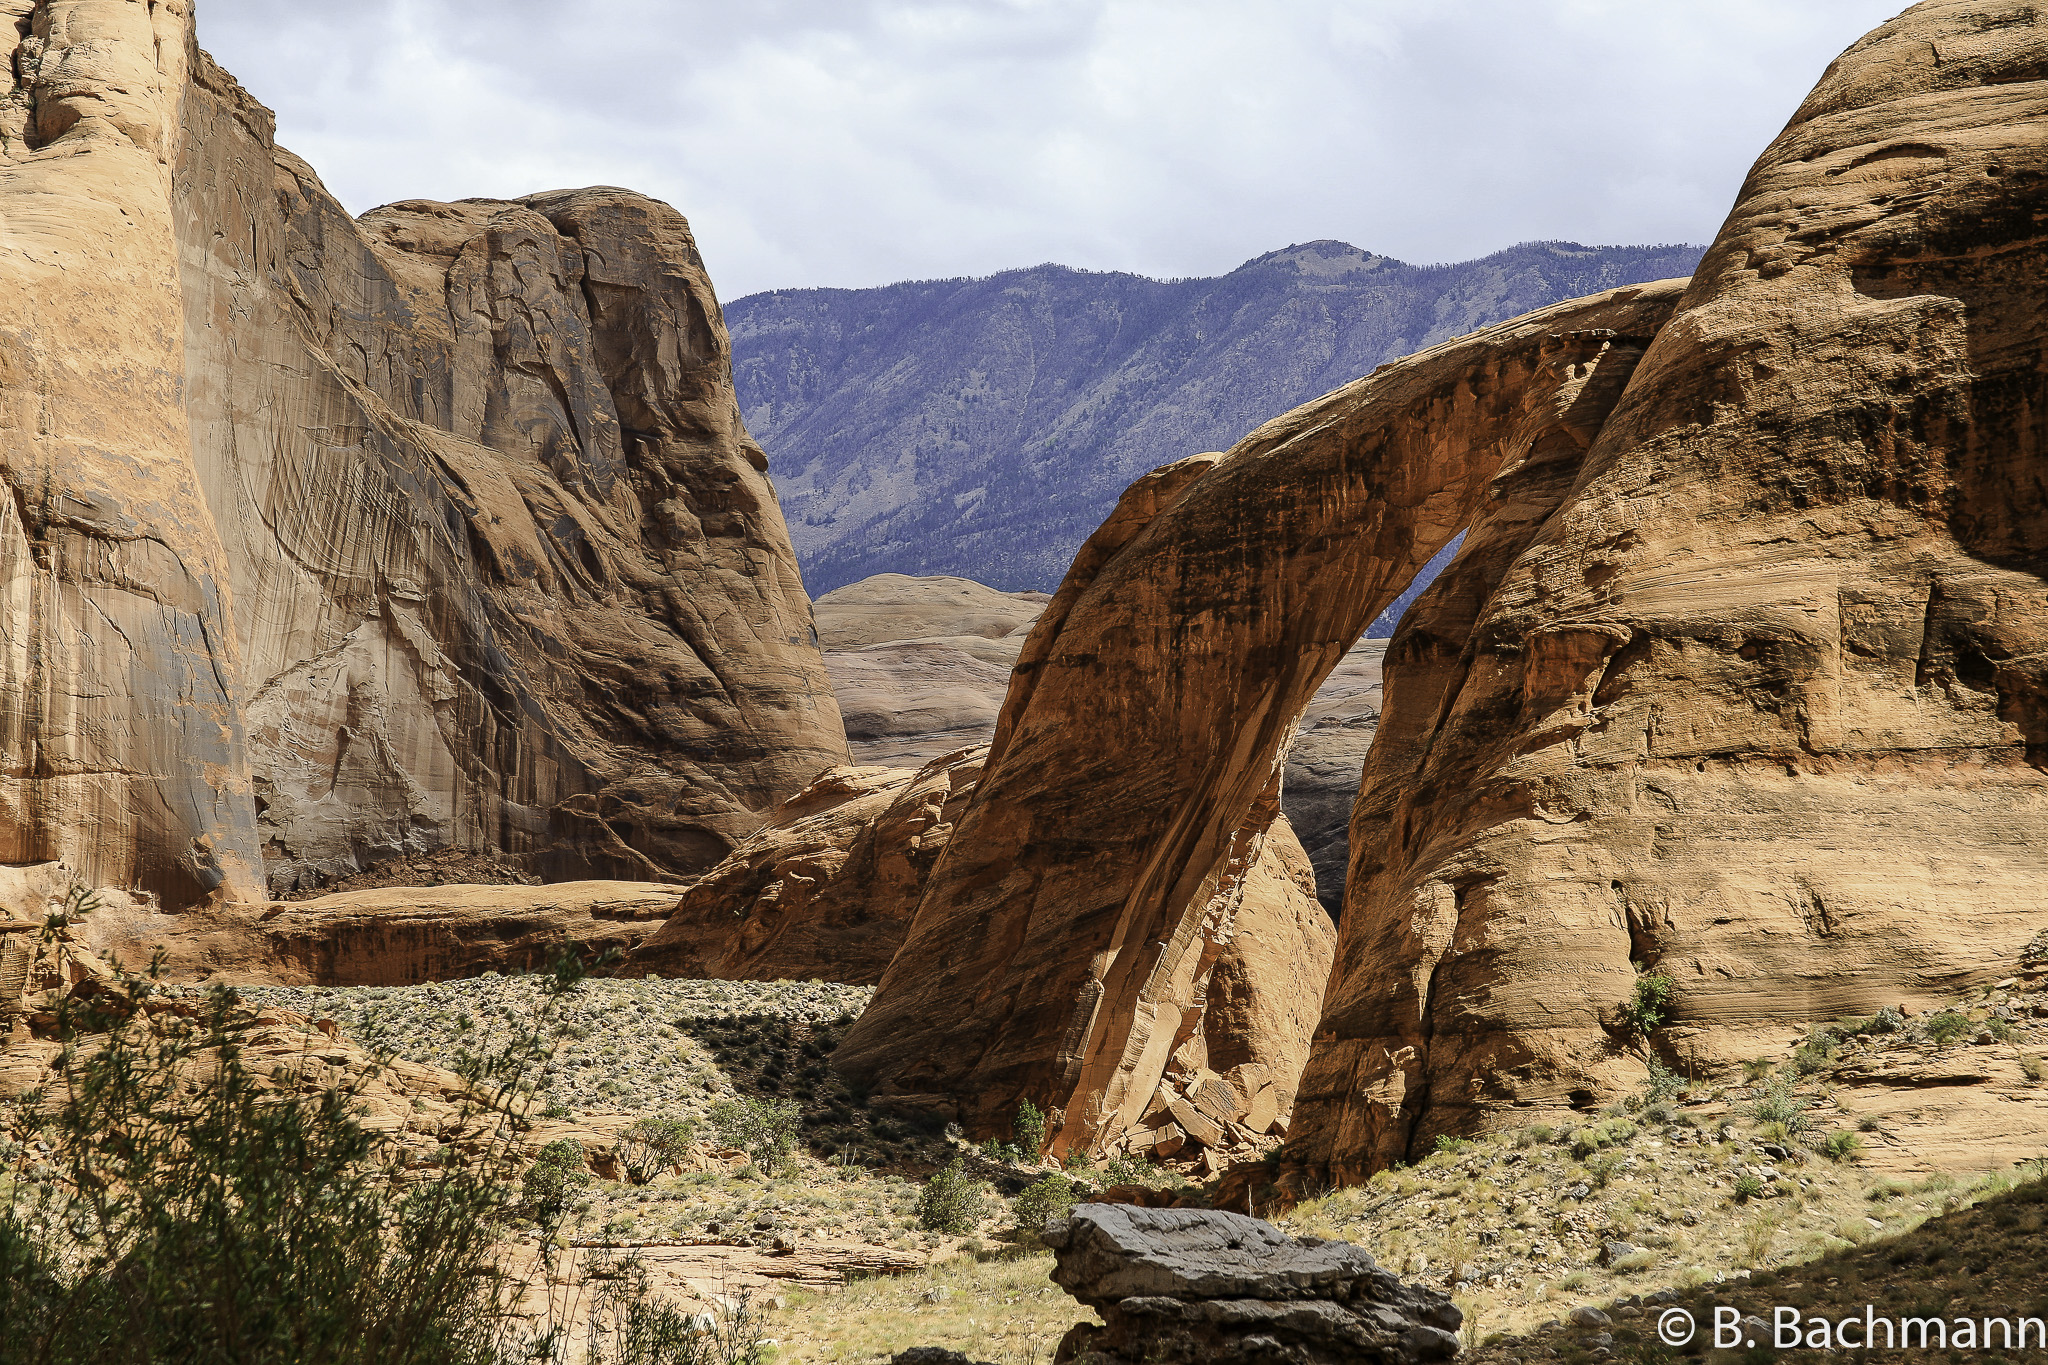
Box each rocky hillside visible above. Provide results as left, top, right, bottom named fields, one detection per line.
left=733, top=241, right=1701, bottom=593
left=0, top=3, right=845, bottom=908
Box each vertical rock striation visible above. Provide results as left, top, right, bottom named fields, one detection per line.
left=0, top=1, right=845, bottom=906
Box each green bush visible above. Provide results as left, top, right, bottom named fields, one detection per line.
left=1819, top=1130, right=1863, bottom=1164
left=524, top=1138, right=594, bottom=1212
left=1734, top=1173, right=1767, bottom=1203
left=917, top=1159, right=991, bottom=1234
left=1922, top=1010, right=1972, bottom=1047
left=1011, top=1174, right=1079, bottom=1245
left=1622, top=972, right=1676, bottom=1034
left=0, top=951, right=729, bottom=1365
left=616, top=1116, right=697, bottom=1184
left=708, top=1094, right=801, bottom=1176
left=1640, top=1058, right=1686, bottom=1103
left=1014, top=1098, right=1047, bottom=1157
left=1749, top=1079, right=1810, bottom=1133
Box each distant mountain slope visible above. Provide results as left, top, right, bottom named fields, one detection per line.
left=731, top=239, right=1703, bottom=594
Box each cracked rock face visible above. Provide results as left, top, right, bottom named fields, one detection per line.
left=0, top=2, right=845, bottom=906
left=1045, top=1205, right=1461, bottom=1365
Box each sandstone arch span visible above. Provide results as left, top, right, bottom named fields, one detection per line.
left=834, top=280, right=1688, bottom=1155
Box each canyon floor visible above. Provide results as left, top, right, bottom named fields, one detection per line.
left=187, top=948, right=2042, bottom=1364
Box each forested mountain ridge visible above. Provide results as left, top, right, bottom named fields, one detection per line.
left=731, top=238, right=1703, bottom=593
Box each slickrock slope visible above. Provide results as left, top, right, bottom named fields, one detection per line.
left=0, top=2, right=844, bottom=909
left=1293, top=0, right=2048, bottom=1181
left=835, top=282, right=1683, bottom=1153
left=815, top=574, right=1051, bottom=649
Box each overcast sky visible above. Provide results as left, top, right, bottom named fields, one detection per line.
left=196, top=0, right=1906, bottom=301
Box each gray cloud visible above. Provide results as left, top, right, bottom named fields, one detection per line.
left=195, top=0, right=1905, bottom=298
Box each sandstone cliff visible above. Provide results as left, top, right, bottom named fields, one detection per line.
left=0, top=1, right=845, bottom=907
left=839, top=0, right=2048, bottom=1176
left=1292, top=0, right=2048, bottom=1180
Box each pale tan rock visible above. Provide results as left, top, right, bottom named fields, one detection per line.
left=813, top=573, right=1049, bottom=648
left=81, top=880, right=671, bottom=986
left=0, top=5, right=846, bottom=910
left=628, top=748, right=984, bottom=984
left=836, top=283, right=1682, bottom=1151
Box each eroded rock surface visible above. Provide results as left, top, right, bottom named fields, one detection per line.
left=0, top=3, right=845, bottom=909
left=841, top=1, right=2048, bottom=1179
left=1045, top=1204, right=1460, bottom=1365
left=836, top=283, right=1684, bottom=1152
left=629, top=749, right=986, bottom=984
left=1292, top=0, right=2048, bottom=1180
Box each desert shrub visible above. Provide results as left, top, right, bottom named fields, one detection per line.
left=1733, top=1173, right=1767, bottom=1203
left=1622, top=972, right=1676, bottom=1034
left=1742, top=1058, right=1775, bottom=1082
left=1013, top=1098, right=1047, bottom=1157
left=1433, top=1135, right=1474, bottom=1156
left=1987, top=1016, right=2016, bottom=1042
left=1640, top=1058, right=1686, bottom=1103
left=0, top=951, right=704, bottom=1365
left=1922, top=1010, right=1973, bottom=1047
left=1819, top=1130, right=1863, bottom=1163
left=524, top=1138, right=594, bottom=1212
left=1587, top=1154, right=1624, bottom=1189
left=1866, top=1177, right=1912, bottom=1201
left=1868, top=1005, right=1906, bottom=1034
left=1011, top=1174, right=1079, bottom=1245
left=1749, top=1079, right=1810, bottom=1133
left=616, top=1116, right=697, bottom=1185
left=917, top=1159, right=990, bottom=1234
left=708, top=1095, right=801, bottom=1176
left=1517, top=1125, right=1554, bottom=1148
left=1789, top=1041, right=1834, bottom=1076
left=2022, top=1054, right=2046, bottom=1083
left=1611, top=1249, right=1658, bottom=1274
left=1740, top=1214, right=1780, bottom=1267
left=1641, top=1101, right=1675, bottom=1125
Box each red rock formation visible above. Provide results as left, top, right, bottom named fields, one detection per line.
left=847, top=0, right=2048, bottom=1182
left=1292, top=0, right=2048, bottom=1180
left=628, top=748, right=986, bottom=984
left=0, top=4, right=845, bottom=907
left=835, top=280, right=1682, bottom=1151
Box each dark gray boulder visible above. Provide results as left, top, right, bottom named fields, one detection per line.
left=1045, top=1204, right=1461, bottom=1364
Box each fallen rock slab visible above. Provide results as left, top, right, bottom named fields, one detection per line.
left=1044, top=1204, right=1460, bottom=1364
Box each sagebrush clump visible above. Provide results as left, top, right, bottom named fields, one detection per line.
left=918, top=1159, right=991, bottom=1234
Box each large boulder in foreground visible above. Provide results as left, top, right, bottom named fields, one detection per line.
left=1045, top=1204, right=1460, bottom=1365
left=0, top=3, right=845, bottom=908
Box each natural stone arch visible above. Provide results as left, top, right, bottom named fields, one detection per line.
left=834, top=280, right=1687, bottom=1154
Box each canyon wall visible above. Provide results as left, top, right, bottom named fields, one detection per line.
left=0, top=0, right=845, bottom=906
left=1291, top=0, right=2048, bottom=1181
